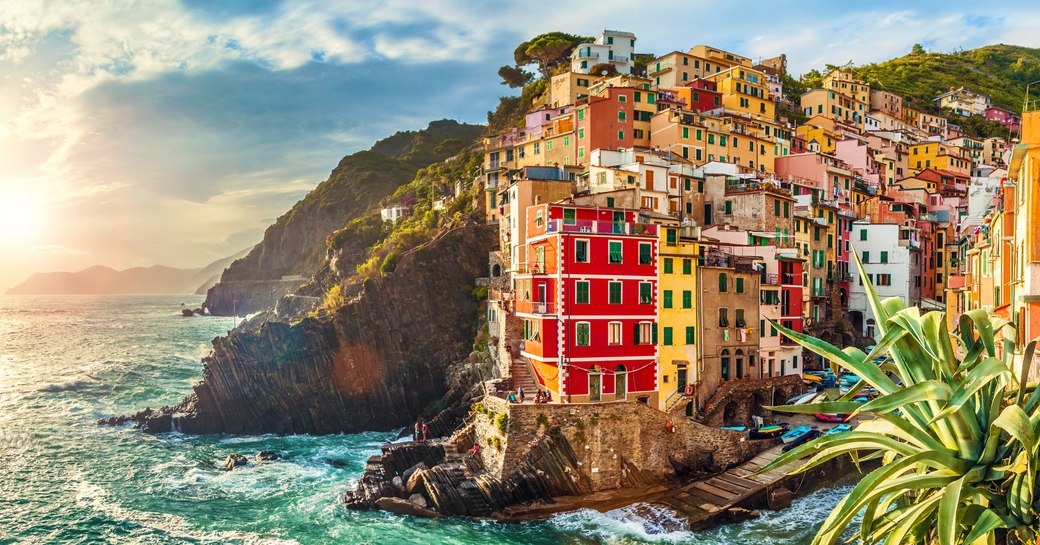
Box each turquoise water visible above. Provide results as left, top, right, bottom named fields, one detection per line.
left=0, top=295, right=850, bottom=544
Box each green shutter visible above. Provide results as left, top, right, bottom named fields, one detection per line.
left=880, top=251, right=888, bottom=263
left=686, top=326, right=695, bottom=344
left=725, top=200, right=732, bottom=214
left=663, top=290, right=673, bottom=308
left=774, top=200, right=780, bottom=216
left=651, top=324, right=658, bottom=344
left=682, top=290, right=692, bottom=308
left=683, top=259, right=692, bottom=275
left=663, top=327, right=673, bottom=345
left=633, top=323, right=640, bottom=345
left=663, top=258, right=673, bottom=274
left=736, top=278, right=744, bottom=293
left=639, top=283, right=651, bottom=304
left=860, top=229, right=867, bottom=241
left=719, top=273, right=727, bottom=292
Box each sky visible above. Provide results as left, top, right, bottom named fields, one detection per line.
left=1, top=0, right=1039, bottom=290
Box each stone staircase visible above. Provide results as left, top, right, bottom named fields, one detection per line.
left=509, top=358, right=537, bottom=395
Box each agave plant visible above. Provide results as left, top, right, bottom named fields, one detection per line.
left=761, top=250, right=1040, bottom=545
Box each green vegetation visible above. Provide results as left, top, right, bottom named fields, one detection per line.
left=322, top=284, right=346, bottom=311
left=494, top=413, right=509, bottom=436
left=854, top=44, right=1040, bottom=113
left=762, top=250, right=1040, bottom=545
left=507, top=32, right=592, bottom=81
left=472, top=401, right=488, bottom=416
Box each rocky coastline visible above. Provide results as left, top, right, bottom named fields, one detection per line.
left=102, top=224, right=496, bottom=435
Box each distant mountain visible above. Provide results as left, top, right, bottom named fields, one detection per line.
left=6, top=250, right=250, bottom=295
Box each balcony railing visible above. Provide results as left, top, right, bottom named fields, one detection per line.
left=514, top=262, right=554, bottom=275
left=761, top=273, right=779, bottom=286
left=609, top=55, right=630, bottom=63
left=515, top=300, right=557, bottom=315
left=576, top=51, right=600, bottom=59
left=544, top=219, right=658, bottom=237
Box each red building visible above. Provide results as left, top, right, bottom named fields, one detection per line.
left=984, top=106, right=1022, bottom=133
left=516, top=203, right=659, bottom=404
left=682, top=79, right=722, bottom=113
left=778, top=256, right=804, bottom=338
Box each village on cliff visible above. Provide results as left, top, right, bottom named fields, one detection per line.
left=346, top=30, right=1040, bottom=523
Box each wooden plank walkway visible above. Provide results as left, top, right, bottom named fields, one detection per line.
left=647, top=445, right=794, bottom=528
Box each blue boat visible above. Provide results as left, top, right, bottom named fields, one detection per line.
left=721, top=426, right=747, bottom=432
left=749, top=423, right=789, bottom=439
left=780, top=425, right=811, bottom=444
left=782, top=429, right=821, bottom=451
left=823, top=424, right=852, bottom=437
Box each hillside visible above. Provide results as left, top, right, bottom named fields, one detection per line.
left=12, top=265, right=193, bottom=295
left=190, top=248, right=252, bottom=295
left=203, top=119, right=484, bottom=315
left=851, top=44, right=1040, bottom=113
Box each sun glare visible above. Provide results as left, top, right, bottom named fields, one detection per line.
left=1, top=197, right=40, bottom=239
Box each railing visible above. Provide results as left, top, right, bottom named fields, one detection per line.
left=577, top=51, right=600, bottom=59
left=761, top=273, right=779, bottom=285
left=610, top=55, right=630, bottom=63
left=544, top=219, right=658, bottom=237
left=514, top=262, right=555, bottom=275
left=515, top=300, right=557, bottom=315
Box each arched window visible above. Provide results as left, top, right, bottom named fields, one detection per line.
left=735, top=349, right=745, bottom=379
left=719, top=273, right=728, bottom=292
left=721, top=349, right=731, bottom=381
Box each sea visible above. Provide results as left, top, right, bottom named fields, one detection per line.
left=0, top=294, right=851, bottom=544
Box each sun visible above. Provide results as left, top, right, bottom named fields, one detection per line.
left=1, top=197, right=40, bottom=239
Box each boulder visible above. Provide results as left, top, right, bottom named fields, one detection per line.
left=181, top=309, right=195, bottom=317
left=408, top=494, right=428, bottom=508
left=223, top=453, right=249, bottom=471
left=402, top=462, right=428, bottom=485
left=375, top=497, right=440, bottom=519
left=256, top=451, right=280, bottom=462
left=405, top=468, right=428, bottom=495
left=392, top=476, right=405, bottom=494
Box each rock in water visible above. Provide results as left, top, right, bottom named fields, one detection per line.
left=408, top=494, right=428, bottom=508
left=223, top=454, right=248, bottom=471
left=375, top=497, right=440, bottom=519
left=256, top=451, right=280, bottom=462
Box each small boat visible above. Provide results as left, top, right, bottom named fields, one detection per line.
left=802, top=373, right=822, bottom=384
left=782, top=428, right=821, bottom=451
left=780, top=425, right=812, bottom=444
left=823, top=424, right=852, bottom=437
left=785, top=392, right=814, bottom=404
left=749, top=423, right=789, bottom=439
left=795, top=392, right=826, bottom=405
left=814, top=413, right=849, bottom=423
left=721, top=426, right=748, bottom=432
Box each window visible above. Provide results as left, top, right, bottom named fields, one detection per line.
left=774, top=199, right=781, bottom=216
left=736, top=277, right=744, bottom=293
left=634, top=322, right=654, bottom=345
left=608, top=322, right=622, bottom=345
left=719, top=273, right=728, bottom=292
left=784, top=202, right=790, bottom=218
left=721, top=349, right=730, bottom=380
left=683, top=259, right=692, bottom=275
left=563, top=208, right=576, bottom=225
left=609, top=282, right=622, bottom=304
left=663, top=326, right=673, bottom=345
left=724, top=200, right=732, bottom=214
left=639, top=282, right=652, bottom=304
left=575, top=239, right=589, bottom=263
left=735, top=309, right=746, bottom=327
left=576, top=281, right=590, bottom=304
left=876, top=274, right=892, bottom=286
left=618, top=111, right=627, bottom=121
left=618, top=94, right=626, bottom=102
left=663, top=258, right=673, bottom=274
left=880, top=251, right=889, bottom=264
left=578, top=128, right=585, bottom=139
left=862, top=251, right=869, bottom=263
left=719, top=308, right=729, bottom=327
left=617, top=130, right=625, bottom=141
left=682, top=290, right=692, bottom=308
left=639, top=243, right=652, bottom=265
left=634, top=92, right=641, bottom=103
left=609, top=241, right=623, bottom=264
left=686, top=326, right=695, bottom=344
left=576, top=323, right=590, bottom=346
left=663, top=290, right=673, bottom=308
left=578, top=109, right=585, bottom=120
left=666, top=229, right=677, bottom=246
left=696, top=129, right=703, bottom=140
left=682, top=127, right=689, bottom=139
left=860, top=229, right=867, bottom=241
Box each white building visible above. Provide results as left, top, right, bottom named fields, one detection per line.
left=849, top=222, right=922, bottom=338
left=380, top=205, right=411, bottom=223
left=571, top=30, right=636, bottom=75
left=934, top=87, right=992, bottom=118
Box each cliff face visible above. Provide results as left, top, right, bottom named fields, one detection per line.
left=121, top=224, right=496, bottom=434
left=204, top=120, right=484, bottom=316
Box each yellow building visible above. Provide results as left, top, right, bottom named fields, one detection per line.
left=800, top=88, right=867, bottom=128
left=648, top=109, right=778, bottom=172
left=657, top=224, right=700, bottom=412
left=823, top=70, right=870, bottom=105
left=795, top=115, right=844, bottom=154
left=687, top=45, right=752, bottom=71
left=908, top=142, right=972, bottom=176
left=548, top=72, right=592, bottom=108
left=706, top=66, right=775, bottom=120
left=1008, top=109, right=1040, bottom=368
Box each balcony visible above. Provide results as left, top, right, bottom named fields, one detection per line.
left=761, top=273, right=779, bottom=285
left=514, top=262, right=555, bottom=275
left=545, top=219, right=658, bottom=237
left=609, top=55, right=630, bottom=64
left=515, top=300, right=557, bottom=315
left=576, top=50, right=600, bottom=59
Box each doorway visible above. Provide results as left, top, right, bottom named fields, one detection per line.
left=704, top=203, right=713, bottom=226
left=615, top=364, right=627, bottom=401
left=589, top=366, right=601, bottom=402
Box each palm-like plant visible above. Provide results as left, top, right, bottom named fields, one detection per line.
left=762, top=250, right=1040, bottom=545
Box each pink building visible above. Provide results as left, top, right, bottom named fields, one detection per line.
left=774, top=152, right=855, bottom=212
left=984, top=107, right=1021, bottom=133
left=834, top=138, right=881, bottom=189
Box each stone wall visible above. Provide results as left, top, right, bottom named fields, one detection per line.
left=698, top=374, right=805, bottom=428
left=478, top=396, right=772, bottom=492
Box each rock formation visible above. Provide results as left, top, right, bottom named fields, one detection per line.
left=110, top=224, right=496, bottom=435
left=203, top=120, right=484, bottom=316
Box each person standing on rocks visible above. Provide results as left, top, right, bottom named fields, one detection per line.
left=421, top=421, right=428, bottom=442
left=413, top=420, right=421, bottom=442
